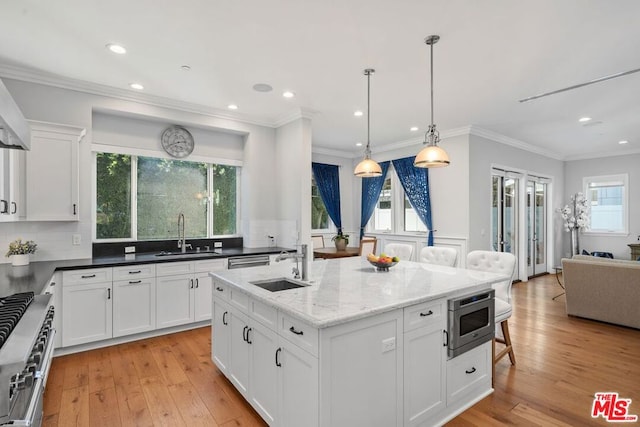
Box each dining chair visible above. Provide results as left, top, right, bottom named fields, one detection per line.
left=466, top=250, right=517, bottom=384
left=311, top=235, right=325, bottom=250
left=419, top=246, right=458, bottom=267
left=359, top=238, right=377, bottom=257
left=383, top=243, right=414, bottom=261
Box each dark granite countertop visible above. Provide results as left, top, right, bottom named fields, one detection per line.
left=0, top=246, right=293, bottom=298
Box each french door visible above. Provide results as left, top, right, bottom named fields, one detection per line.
left=526, top=179, right=548, bottom=277
left=491, top=171, right=519, bottom=274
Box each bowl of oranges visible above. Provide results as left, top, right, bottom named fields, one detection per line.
left=366, top=253, right=399, bottom=271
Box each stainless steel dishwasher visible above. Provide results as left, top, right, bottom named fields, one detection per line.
left=227, top=255, right=271, bottom=269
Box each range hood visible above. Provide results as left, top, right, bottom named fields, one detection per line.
left=0, top=78, right=30, bottom=150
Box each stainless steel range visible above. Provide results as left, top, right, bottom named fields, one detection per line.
left=0, top=291, right=55, bottom=426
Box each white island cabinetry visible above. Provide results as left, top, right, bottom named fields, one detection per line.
left=211, top=257, right=502, bottom=427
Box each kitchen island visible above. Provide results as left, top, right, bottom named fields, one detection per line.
left=210, top=257, right=508, bottom=427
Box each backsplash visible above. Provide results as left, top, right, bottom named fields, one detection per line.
left=92, top=237, right=243, bottom=257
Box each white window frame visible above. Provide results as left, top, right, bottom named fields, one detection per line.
left=582, top=173, right=629, bottom=236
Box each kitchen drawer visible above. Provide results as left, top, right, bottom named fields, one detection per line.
left=212, top=281, right=229, bottom=301
left=404, top=299, right=445, bottom=332
left=156, top=261, right=194, bottom=276
left=113, top=264, right=156, bottom=280
left=446, top=341, right=491, bottom=404
left=195, top=258, right=227, bottom=272
left=279, top=312, right=319, bottom=356
left=249, top=298, right=277, bottom=329
left=229, top=288, right=249, bottom=311
left=63, top=267, right=112, bottom=286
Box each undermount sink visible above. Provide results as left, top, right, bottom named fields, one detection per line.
left=155, top=250, right=222, bottom=257
left=250, top=278, right=309, bottom=292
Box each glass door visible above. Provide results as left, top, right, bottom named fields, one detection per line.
left=491, top=173, right=519, bottom=269
left=527, top=180, right=547, bottom=277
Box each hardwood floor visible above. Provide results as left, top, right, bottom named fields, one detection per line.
left=44, top=273, right=640, bottom=426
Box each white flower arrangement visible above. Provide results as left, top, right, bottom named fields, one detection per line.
left=559, top=192, right=590, bottom=232
left=5, top=238, right=38, bottom=257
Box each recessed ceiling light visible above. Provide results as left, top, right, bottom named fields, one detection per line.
left=129, top=83, right=144, bottom=90
left=106, top=43, right=126, bottom=54
left=618, top=140, right=629, bottom=145
left=283, top=91, right=295, bottom=98
left=579, top=117, right=592, bottom=123
left=180, top=65, right=191, bottom=71
left=253, top=83, right=273, bottom=92
left=227, top=104, right=238, bottom=110
left=354, top=110, right=363, bottom=117
left=410, top=126, right=419, bottom=131
left=356, top=142, right=363, bottom=147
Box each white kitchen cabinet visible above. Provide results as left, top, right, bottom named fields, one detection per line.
left=212, top=289, right=319, bottom=427
left=446, top=341, right=491, bottom=406
left=113, top=277, right=156, bottom=337
left=62, top=280, right=112, bottom=347
left=0, top=149, right=24, bottom=221
left=25, top=121, right=84, bottom=221
left=404, top=300, right=447, bottom=426
left=156, top=259, right=225, bottom=327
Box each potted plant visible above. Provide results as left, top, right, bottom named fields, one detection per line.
left=331, top=232, right=349, bottom=251
left=6, top=238, right=37, bottom=266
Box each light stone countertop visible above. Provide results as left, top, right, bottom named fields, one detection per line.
left=211, top=257, right=508, bottom=329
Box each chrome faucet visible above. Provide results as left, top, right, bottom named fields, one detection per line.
left=275, top=244, right=308, bottom=281
left=177, top=213, right=192, bottom=253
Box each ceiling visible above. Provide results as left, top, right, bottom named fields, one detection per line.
left=2, top=0, right=640, bottom=160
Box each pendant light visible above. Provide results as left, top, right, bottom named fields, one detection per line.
left=414, top=35, right=450, bottom=168
left=354, top=69, right=383, bottom=177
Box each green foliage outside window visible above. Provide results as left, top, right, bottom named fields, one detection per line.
left=311, top=177, right=329, bottom=229
left=96, top=153, right=132, bottom=239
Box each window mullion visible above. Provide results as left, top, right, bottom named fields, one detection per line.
left=207, top=164, right=213, bottom=237
left=131, top=155, right=138, bottom=240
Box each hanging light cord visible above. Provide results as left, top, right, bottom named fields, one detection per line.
left=365, top=69, right=374, bottom=158
left=424, top=35, right=440, bottom=147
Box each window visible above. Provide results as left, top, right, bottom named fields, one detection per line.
left=311, top=176, right=329, bottom=230
left=583, top=174, right=628, bottom=234
left=96, top=152, right=239, bottom=240
left=370, top=165, right=426, bottom=234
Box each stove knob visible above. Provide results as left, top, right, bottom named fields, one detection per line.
left=30, top=351, right=42, bottom=364
left=26, top=362, right=38, bottom=374
left=34, top=340, right=45, bottom=352
left=16, top=372, right=34, bottom=390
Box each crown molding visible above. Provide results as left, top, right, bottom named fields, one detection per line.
left=468, top=125, right=564, bottom=160
left=0, top=63, right=275, bottom=128
left=563, top=147, right=640, bottom=161
left=274, top=107, right=317, bottom=128
left=312, top=145, right=356, bottom=158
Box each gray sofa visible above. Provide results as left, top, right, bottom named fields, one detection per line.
left=561, top=255, right=640, bottom=329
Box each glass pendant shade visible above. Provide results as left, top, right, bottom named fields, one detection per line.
left=354, top=157, right=383, bottom=177
left=414, top=144, right=450, bottom=168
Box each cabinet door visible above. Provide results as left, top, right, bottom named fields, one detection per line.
left=0, top=149, right=23, bottom=221
left=26, top=122, right=83, bottom=221
left=212, top=299, right=232, bottom=374
left=194, top=271, right=213, bottom=321
left=248, top=322, right=280, bottom=425
left=228, top=309, right=250, bottom=398
left=62, top=282, right=112, bottom=347
left=279, top=341, right=319, bottom=427
left=113, top=277, right=156, bottom=337
left=404, top=324, right=446, bottom=426
left=156, top=274, right=194, bottom=328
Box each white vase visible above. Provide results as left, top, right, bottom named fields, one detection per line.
left=11, top=254, right=30, bottom=266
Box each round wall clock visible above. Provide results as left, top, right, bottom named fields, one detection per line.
left=161, top=125, right=195, bottom=158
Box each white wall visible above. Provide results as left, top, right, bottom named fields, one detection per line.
left=0, top=78, right=280, bottom=261
left=564, top=153, right=640, bottom=260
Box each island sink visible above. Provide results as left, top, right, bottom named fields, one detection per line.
left=250, top=278, right=308, bottom=292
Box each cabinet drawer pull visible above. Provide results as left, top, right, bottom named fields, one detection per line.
left=443, top=330, right=449, bottom=347
left=222, top=311, right=228, bottom=325
left=465, top=367, right=476, bottom=374
left=107, top=288, right=111, bottom=299
left=275, top=347, right=282, bottom=367
left=0, top=200, right=7, bottom=214
left=129, top=280, right=142, bottom=284
left=243, top=325, right=248, bottom=342
left=190, top=279, right=194, bottom=289
left=419, top=310, right=434, bottom=317
left=73, top=203, right=77, bottom=215
left=10, top=201, right=17, bottom=214
left=128, top=270, right=142, bottom=274
left=195, top=278, right=199, bottom=288
left=246, top=327, right=252, bottom=344
left=289, top=326, right=304, bottom=336
left=81, top=274, right=96, bottom=279
left=216, top=286, right=224, bottom=292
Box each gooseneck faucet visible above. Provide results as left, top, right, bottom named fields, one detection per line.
left=177, top=213, right=191, bottom=253
left=275, top=244, right=308, bottom=281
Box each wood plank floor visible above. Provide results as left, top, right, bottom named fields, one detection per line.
left=44, top=273, right=640, bottom=426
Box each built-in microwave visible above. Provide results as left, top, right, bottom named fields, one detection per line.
left=447, top=290, right=495, bottom=358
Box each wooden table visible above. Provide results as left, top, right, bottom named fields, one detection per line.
left=313, top=247, right=360, bottom=259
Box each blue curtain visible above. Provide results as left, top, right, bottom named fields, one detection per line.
left=392, top=156, right=434, bottom=246
left=311, top=163, right=342, bottom=233
left=359, top=161, right=390, bottom=239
